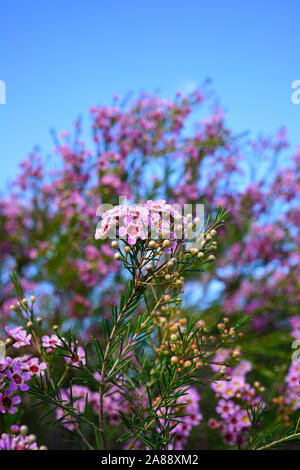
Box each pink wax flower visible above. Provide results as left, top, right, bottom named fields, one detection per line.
left=0, top=390, right=21, bottom=414
left=5, top=326, right=31, bottom=349
left=64, top=345, right=86, bottom=366
left=42, top=334, right=63, bottom=353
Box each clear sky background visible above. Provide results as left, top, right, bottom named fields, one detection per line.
left=0, top=0, right=299, bottom=189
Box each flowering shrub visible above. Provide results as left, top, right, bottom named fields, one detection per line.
left=0, top=88, right=300, bottom=449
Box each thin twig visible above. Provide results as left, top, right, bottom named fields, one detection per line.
left=257, top=432, right=300, bottom=450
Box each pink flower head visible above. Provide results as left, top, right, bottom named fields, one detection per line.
left=208, top=418, right=220, bottom=429
left=6, top=367, right=30, bottom=392
left=216, top=399, right=238, bottom=419
left=95, top=200, right=186, bottom=245
left=222, top=429, right=238, bottom=446
left=64, top=345, right=86, bottom=366
left=0, top=389, right=21, bottom=414
left=26, top=358, right=47, bottom=376
left=42, top=334, right=62, bottom=353
left=5, top=326, right=31, bottom=349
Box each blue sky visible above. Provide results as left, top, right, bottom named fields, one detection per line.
left=0, top=0, right=299, bottom=189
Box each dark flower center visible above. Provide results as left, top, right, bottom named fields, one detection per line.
left=13, top=374, right=22, bottom=384
left=2, top=397, right=12, bottom=407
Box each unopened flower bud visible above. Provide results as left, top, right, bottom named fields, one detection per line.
left=39, top=445, right=48, bottom=450
left=26, top=321, right=33, bottom=329
left=170, top=334, right=177, bottom=342
left=22, top=298, right=28, bottom=305
left=30, top=296, right=36, bottom=303
left=114, top=252, right=121, bottom=260
left=36, top=317, right=42, bottom=325
left=20, top=425, right=29, bottom=436
left=162, top=239, right=170, bottom=248
left=197, top=251, right=204, bottom=259
left=5, top=338, right=13, bottom=346
left=207, top=255, right=216, bottom=263
left=145, top=264, right=152, bottom=272
left=53, top=325, right=59, bottom=331
left=208, top=245, right=217, bottom=251
left=111, top=241, right=119, bottom=249
left=184, top=360, right=192, bottom=368
left=28, top=434, right=36, bottom=444
left=149, top=240, right=156, bottom=249
left=9, top=304, right=16, bottom=311
left=171, top=356, right=178, bottom=364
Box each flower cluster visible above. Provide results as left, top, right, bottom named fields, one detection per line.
left=209, top=350, right=265, bottom=446
left=273, top=317, right=300, bottom=425
left=169, top=387, right=202, bottom=449
left=95, top=199, right=187, bottom=246
left=55, top=383, right=130, bottom=430
left=284, top=317, right=300, bottom=411
left=0, top=425, right=46, bottom=450
left=0, top=355, right=45, bottom=415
